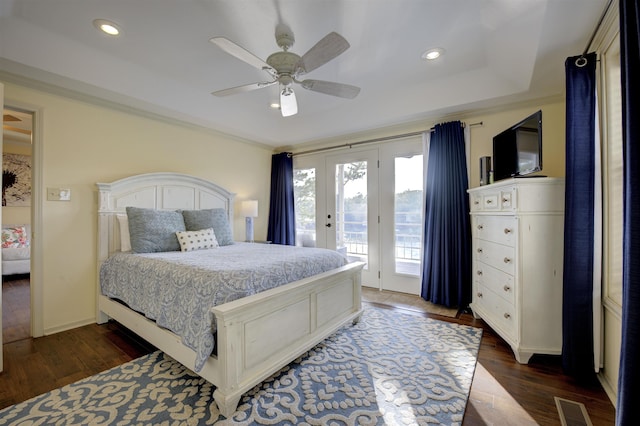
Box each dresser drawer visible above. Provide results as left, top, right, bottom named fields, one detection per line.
left=474, top=239, right=516, bottom=275
left=499, top=189, right=514, bottom=210
left=470, top=194, right=482, bottom=211
left=475, top=284, right=516, bottom=340
left=474, top=216, right=517, bottom=246
left=469, top=188, right=515, bottom=212
left=473, top=261, right=515, bottom=305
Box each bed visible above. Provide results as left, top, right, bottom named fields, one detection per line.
left=96, top=172, right=364, bottom=418
left=2, top=224, right=31, bottom=276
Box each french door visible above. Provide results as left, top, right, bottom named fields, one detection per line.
left=325, top=150, right=380, bottom=288
left=379, top=139, right=423, bottom=294
left=293, top=137, right=423, bottom=294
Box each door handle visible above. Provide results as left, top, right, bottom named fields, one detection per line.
left=326, top=223, right=332, bottom=228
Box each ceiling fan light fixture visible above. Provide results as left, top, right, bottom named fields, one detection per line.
left=93, top=19, right=121, bottom=36
left=210, top=26, right=359, bottom=117
left=280, top=87, right=298, bottom=117
left=422, top=47, right=444, bottom=61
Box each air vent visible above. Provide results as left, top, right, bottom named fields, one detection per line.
left=555, top=397, right=593, bottom=426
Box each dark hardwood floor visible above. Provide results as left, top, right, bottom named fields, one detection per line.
left=1, top=278, right=616, bottom=424
left=2, top=275, right=31, bottom=344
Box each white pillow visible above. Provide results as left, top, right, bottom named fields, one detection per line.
left=176, top=228, right=219, bottom=252
left=116, top=214, right=132, bottom=252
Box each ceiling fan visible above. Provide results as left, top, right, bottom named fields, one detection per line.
left=210, top=24, right=360, bottom=117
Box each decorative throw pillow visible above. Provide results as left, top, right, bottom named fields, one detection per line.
left=182, top=208, right=234, bottom=246
left=176, top=228, right=219, bottom=252
left=1, top=226, right=29, bottom=248
left=126, top=207, right=186, bottom=253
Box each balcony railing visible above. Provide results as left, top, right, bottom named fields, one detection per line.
left=296, top=229, right=421, bottom=261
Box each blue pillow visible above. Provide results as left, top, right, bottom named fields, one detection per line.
left=126, top=207, right=186, bottom=253
left=182, top=209, right=234, bottom=246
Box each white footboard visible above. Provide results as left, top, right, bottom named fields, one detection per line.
left=98, top=260, right=364, bottom=418
left=210, top=261, right=364, bottom=417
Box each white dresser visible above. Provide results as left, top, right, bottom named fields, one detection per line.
left=468, top=177, right=565, bottom=363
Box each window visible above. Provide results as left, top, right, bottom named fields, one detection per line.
left=294, top=167, right=316, bottom=247
left=394, top=155, right=423, bottom=275
left=603, top=32, right=623, bottom=308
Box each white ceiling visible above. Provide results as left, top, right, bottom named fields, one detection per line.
left=0, top=0, right=607, bottom=147
left=2, top=108, right=32, bottom=144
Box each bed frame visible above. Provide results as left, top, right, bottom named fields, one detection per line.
left=96, top=172, right=364, bottom=418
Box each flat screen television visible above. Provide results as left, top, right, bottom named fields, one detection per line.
left=492, top=110, right=542, bottom=182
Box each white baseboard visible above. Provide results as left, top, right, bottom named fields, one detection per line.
left=44, top=317, right=95, bottom=336
left=597, top=371, right=618, bottom=408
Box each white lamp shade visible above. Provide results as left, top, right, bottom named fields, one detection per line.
left=241, top=200, right=258, bottom=217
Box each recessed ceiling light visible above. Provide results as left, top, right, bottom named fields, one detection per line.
left=422, top=48, right=444, bottom=61
left=93, top=19, right=121, bottom=36
left=270, top=102, right=280, bottom=109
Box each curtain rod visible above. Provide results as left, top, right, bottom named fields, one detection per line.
left=576, top=0, right=613, bottom=66
left=291, top=121, right=483, bottom=157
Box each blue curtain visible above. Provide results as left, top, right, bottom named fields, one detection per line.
left=616, top=0, right=640, bottom=423
left=562, top=52, right=597, bottom=378
left=421, top=121, right=471, bottom=308
left=267, top=152, right=296, bottom=245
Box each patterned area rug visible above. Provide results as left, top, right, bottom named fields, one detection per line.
left=0, top=307, right=482, bottom=425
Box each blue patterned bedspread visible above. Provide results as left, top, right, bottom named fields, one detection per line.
left=99, top=243, right=348, bottom=371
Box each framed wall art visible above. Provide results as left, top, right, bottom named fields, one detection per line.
left=2, top=153, right=32, bottom=207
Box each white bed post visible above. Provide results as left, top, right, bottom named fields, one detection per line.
left=96, top=185, right=113, bottom=324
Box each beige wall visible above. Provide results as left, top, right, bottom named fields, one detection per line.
left=291, top=97, right=566, bottom=188
left=3, top=82, right=273, bottom=334
left=465, top=99, right=565, bottom=188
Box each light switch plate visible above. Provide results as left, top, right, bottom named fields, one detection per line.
left=47, top=187, right=71, bottom=201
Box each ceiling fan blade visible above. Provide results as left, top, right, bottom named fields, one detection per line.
left=297, top=32, right=350, bottom=74
left=299, top=79, right=360, bottom=99
left=210, top=37, right=275, bottom=74
left=212, top=80, right=276, bottom=97
left=280, top=86, right=298, bottom=117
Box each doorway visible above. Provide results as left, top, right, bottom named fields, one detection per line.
left=2, top=107, right=33, bottom=343
left=293, top=136, right=424, bottom=294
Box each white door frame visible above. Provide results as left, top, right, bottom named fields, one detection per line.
left=294, top=139, right=426, bottom=294
left=2, top=98, right=44, bottom=345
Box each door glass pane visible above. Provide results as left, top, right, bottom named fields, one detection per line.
left=395, top=155, right=423, bottom=275
left=293, top=168, right=316, bottom=247
left=336, top=161, right=367, bottom=265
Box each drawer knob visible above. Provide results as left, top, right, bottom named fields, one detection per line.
left=477, top=248, right=483, bottom=253
left=502, top=197, right=509, bottom=203
left=477, top=292, right=483, bottom=298
left=503, top=285, right=511, bottom=292
left=504, top=257, right=511, bottom=263
left=504, top=228, right=512, bottom=234
left=486, top=199, right=493, bottom=204
left=504, top=313, right=511, bottom=319
left=477, top=224, right=484, bottom=230
left=476, top=270, right=483, bottom=276
left=474, top=200, right=480, bottom=205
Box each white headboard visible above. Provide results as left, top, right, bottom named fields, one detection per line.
left=96, top=172, right=235, bottom=260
